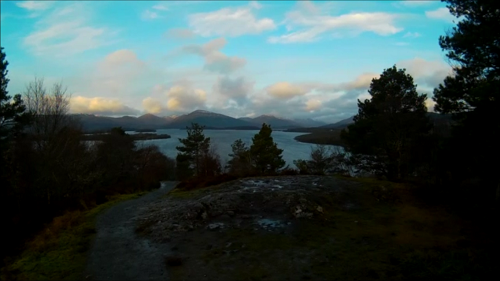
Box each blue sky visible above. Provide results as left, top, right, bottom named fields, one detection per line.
left=0, top=1, right=458, bottom=122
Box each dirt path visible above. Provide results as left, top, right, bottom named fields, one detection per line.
left=83, top=182, right=178, bottom=281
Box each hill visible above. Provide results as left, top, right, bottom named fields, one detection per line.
left=75, top=114, right=171, bottom=132
left=74, top=111, right=329, bottom=132
left=166, top=110, right=254, bottom=129
left=319, top=116, right=355, bottom=129
left=292, top=118, right=327, bottom=128
left=247, top=115, right=303, bottom=129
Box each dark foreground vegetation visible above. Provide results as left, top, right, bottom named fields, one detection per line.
left=0, top=52, right=176, bottom=273
left=146, top=176, right=498, bottom=281
left=1, top=0, right=499, bottom=279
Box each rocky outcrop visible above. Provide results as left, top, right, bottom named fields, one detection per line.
left=134, top=175, right=362, bottom=243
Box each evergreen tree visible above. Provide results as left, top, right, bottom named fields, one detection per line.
left=0, top=47, right=28, bottom=152
left=432, top=0, right=500, bottom=200
left=249, top=123, right=285, bottom=175
left=175, top=123, right=211, bottom=179
left=227, top=138, right=251, bottom=176
left=341, top=65, right=432, bottom=180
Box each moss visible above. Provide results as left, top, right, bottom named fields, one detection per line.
left=1, top=192, right=146, bottom=281
left=166, top=177, right=495, bottom=280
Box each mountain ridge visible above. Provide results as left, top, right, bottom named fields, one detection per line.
left=75, top=110, right=452, bottom=132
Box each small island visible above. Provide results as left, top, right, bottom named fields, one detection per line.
left=82, top=133, right=171, bottom=141
left=290, top=128, right=345, bottom=146
left=135, top=129, right=157, bottom=133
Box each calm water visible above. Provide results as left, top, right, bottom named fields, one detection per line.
left=132, top=129, right=341, bottom=167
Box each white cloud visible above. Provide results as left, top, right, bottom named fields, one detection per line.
left=395, top=42, right=410, bottom=46
left=140, top=82, right=208, bottom=114
left=70, top=49, right=152, bottom=104
left=23, top=3, right=113, bottom=57
left=141, top=3, right=170, bottom=20
left=141, top=10, right=159, bottom=20
left=249, top=1, right=262, bottom=10
left=166, top=28, right=195, bottom=39
left=102, top=49, right=143, bottom=66
left=16, top=1, right=54, bottom=11
left=188, top=4, right=276, bottom=37
left=403, top=31, right=421, bottom=38
left=166, top=84, right=207, bottom=111
left=142, top=97, right=164, bottom=114
left=425, top=99, right=436, bottom=112
left=269, top=2, right=403, bottom=44
left=401, top=1, right=435, bottom=7
left=397, top=57, right=453, bottom=88
left=152, top=4, right=169, bottom=11
left=97, top=50, right=146, bottom=79
left=425, top=7, right=456, bottom=22
left=70, top=96, right=140, bottom=116
left=182, top=38, right=246, bottom=74
left=305, top=99, right=322, bottom=111
left=267, top=82, right=308, bottom=99
left=341, top=73, right=379, bottom=91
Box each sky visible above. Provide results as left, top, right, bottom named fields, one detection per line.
left=0, top=0, right=459, bottom=122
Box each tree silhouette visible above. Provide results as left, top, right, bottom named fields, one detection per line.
left=341, top=65, right=432, bottom=180
left=227, top=138, right=251, bottom=176
left=249, top=123, right=285, bottom=175
left=176, top=123, right=211, bottom=179
left=432, top=0, right=500, bottom=200
left=0, top=47, right=28, bottom=151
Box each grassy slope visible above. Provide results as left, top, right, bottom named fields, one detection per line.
left=1, top=192, right=147, bottom=281
left=167, top=177, right=497, bottom=280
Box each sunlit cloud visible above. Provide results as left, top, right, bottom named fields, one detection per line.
left=268, top=1, right=403, bottom=44
left=70, top=96, right=140, bottom=116
left=267, top=82, right=308, bottom=99
left=188, top=3, right=276, bottom=37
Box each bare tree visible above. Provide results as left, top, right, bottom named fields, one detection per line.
left=23, top=78, right=78, bottom=147
left=21, top=78, right=90, bottom=206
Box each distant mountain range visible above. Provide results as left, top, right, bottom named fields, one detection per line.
left=74, top=110, right=452, bottom=133
left=318, top=116, right=355, bottom=129
left=74, top=110, right=328, bottom=132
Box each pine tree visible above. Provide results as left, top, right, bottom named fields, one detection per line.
left=341, top=65, right=432, bottom=180
left=0, top=47, right=28, bottom=151
left=175, top=123, right=211, bottom=179
left=249, top=123, right=285, bottom=175
left=227, top=138, right=251, bottom=176
left=432, top=0, right=500, bottom=201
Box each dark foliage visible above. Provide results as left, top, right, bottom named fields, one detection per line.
left=175, top=123, right=222, bottom=180
left=249, top=123, right=285, bottom=175
left=0, top=59, right=175, bottom=266
left=432, top=0, right=500, bottom=204
left=226, top=139, right=252, bottom=177
left=341, top=65, right=433, bottom=181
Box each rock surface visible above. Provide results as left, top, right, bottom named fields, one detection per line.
left=136, top=176, right=360, bottom=243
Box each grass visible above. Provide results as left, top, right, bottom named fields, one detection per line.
left=168, top=176, right=497, bottom=280
left=0, top=192, right=147, bottom=281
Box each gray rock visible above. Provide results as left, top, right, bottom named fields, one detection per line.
left=206, top=223, right=224, bottom=230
